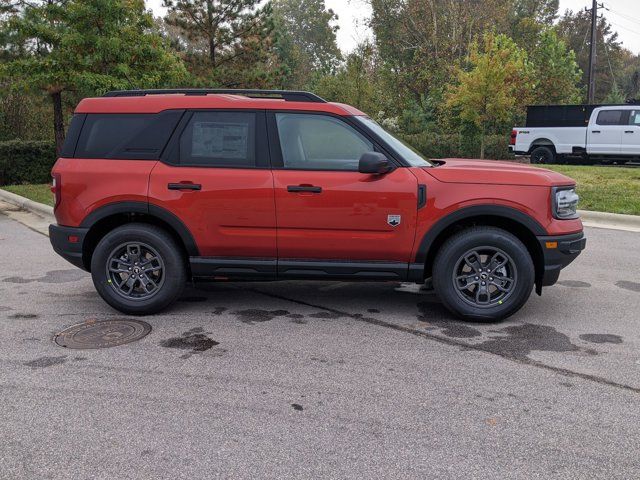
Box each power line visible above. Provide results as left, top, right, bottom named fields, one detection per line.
left=606, top=8, right=640, bottom=26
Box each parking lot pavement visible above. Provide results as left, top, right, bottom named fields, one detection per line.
left=1, top=212, right=639, bottom=479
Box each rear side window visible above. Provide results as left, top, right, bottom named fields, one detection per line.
left=629, top=110, right=640, bottom=126
left=178, top=111, right=256, bottom=167
left=74, top=110, right=183, bottom=159
left=596, top=110, right=627, bottom=126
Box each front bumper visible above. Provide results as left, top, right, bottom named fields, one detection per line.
left=49, top=224, right=89, bottom=270
left=536, top=231, right=586, bottom=291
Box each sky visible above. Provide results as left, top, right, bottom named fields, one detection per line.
left=147, top=0, right=640, bottom=55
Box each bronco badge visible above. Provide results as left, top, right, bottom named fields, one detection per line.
left=387, top=215, right=401, bottom=227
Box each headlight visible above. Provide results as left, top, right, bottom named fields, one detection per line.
left=552, top=186, right=579, bottom=219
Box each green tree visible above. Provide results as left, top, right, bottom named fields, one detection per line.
left=315, top=42, right=378, bottom=115
left=162, top=0, right=276, bottom=87
left=603, top=83, right=626, bottom=104
left=1, top=0, right=187, bottom=153
left=557, top=9, right=628, bottom=103
left=446, top=32, right=532, bottom=159
left=272, top=0, right=340, bottom=89
left=529, top=29, right=582, bottom=104
left=509, top=0, right=558, bottom=46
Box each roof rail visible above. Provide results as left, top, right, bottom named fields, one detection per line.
left=102, top=89, right=327, bottom=103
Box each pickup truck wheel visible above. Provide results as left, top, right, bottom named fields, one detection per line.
left=432, top=227, right=534, bottom=321
left=90, top=223, right=186, bottom=315
left=530, top=146, right=555, bottom=164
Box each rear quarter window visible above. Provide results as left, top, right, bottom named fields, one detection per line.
left=596, top=110, right=627, bottom=126
left=73, top=110, right=183, bottom=159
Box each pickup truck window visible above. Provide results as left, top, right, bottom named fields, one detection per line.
left=596, top=110, right=627, bottom=126
left=629, top=111, right=640, bottom=126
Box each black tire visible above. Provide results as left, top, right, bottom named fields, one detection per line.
left=432, top=226, right=534, bottom=321
left=90, top=223, right=186, bottom=315
left=530, top=146, right=555, bottom=164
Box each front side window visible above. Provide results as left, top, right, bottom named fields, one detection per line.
left=179, top=111, right=256, bottom=167
left=596, top=110, right=627, bottom=126
left=275, top=113, right=373, bottom=170
left=355, top=117, right=433, bottom=167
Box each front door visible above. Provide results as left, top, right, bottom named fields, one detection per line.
left=268, top=112, right=418, bottom=277
left=148, top=110, right=277, bottom=272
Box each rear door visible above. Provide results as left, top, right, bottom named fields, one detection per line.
left=622, top=109, right=640, bottom=155
left=588, top=109, right=627, bottom=154
left=268, top=112, right=418, bottom=277
left=148, top=110, right=277, bottom=272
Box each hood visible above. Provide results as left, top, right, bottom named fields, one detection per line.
left=425, top=159, right=575, bottom=187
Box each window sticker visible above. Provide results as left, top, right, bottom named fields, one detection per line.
left=191, top=122, right=248, bottom=159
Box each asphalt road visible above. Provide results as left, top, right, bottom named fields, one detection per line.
left=1, top=212, right=639, bottom=479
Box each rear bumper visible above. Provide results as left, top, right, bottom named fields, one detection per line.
left=508, top=145, right=528, bottom=155
left=536, top=231, right=586, bottom=289
left=49, top=224, right=89, bottom=271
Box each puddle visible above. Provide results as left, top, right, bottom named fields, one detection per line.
left=557, top=280, right=591, bottom=288
left=616, top=281, right=640, bottom=293
left=234, top=309, right=289, bottom=324
left=476, top=324, right=580, bottom=360
left=579, top=334, right=623, bottom=344
left=160, top=328, right=219, bottom=358
left=24, top=356, right=67, bottom=368
left=3, top=269, right=86, bottom=284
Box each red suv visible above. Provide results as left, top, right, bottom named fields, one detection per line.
left=50, top=89, right=585, bottom=320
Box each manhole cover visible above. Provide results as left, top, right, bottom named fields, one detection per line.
left=54, top=319, right=151, bottom=349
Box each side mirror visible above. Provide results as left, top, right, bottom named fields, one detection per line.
left=358, top=152, right=393, bottom=175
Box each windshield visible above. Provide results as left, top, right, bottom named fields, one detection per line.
left=355, top=117, right=433, bottom=167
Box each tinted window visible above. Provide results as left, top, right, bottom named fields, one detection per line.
left=629, top=110, right=640, bottom=126
left=60, top=114, right=86, bottom=158
left=179, top=111, right=256, bottom=167
left=596, top=110, right=627, bottom=126
left=74, top=111, right=182, bottom=159
left=276, top=113, right=373, bottom=170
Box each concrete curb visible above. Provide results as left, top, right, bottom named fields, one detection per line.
left=1, top=188, right=639, bottom=233
left=0, top=188, right=54, bottom=222
left=578, top=210, right=640, bottom=233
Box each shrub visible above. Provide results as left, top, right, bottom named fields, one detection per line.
left=401, top=132, right=514, bottom=160
left=0, top=140, right=56, bottom=186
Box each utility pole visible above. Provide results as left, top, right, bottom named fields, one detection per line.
left=587, top=0, right=602, bottom=104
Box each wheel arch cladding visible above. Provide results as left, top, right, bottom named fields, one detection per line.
left=79, top=202, right=199, bottom=271
left=417, top=205, right=545, bottom=288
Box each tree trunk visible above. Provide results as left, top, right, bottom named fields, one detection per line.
left=206, top=0, right=216, bottom=67
left=51, top=91, right=65, bottom=156
left=480, top=131, right=486, bottom=160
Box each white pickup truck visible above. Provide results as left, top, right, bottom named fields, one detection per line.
left=510, top=105, right=640, bottom=164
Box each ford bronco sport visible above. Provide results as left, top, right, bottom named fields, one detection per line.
left=49, top=89, right=586, bottom=320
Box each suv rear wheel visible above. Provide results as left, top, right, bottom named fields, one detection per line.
left=432, top=226, right=534, bottom=321
left=90, top=223, right=186, bottom=315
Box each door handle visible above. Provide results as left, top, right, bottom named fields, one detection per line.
left=287, top=185, right=322, bottom=193
left=168, top=182, right=201, bottom=191
left=625, top=130, right=634, bottom=133
left=591, top=130, right=601, bottom=133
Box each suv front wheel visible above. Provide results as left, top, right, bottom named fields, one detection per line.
left=91, top=223, right=186, bottom=315
left=432, top=226, right=534, bottom=321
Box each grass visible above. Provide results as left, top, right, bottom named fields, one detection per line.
left=2, top=165, right=639, bottom=215
left=2, top=183, right=53, bottom=206
left=542, top=165, right=640, bottom=216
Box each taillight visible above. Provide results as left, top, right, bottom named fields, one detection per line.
left=51, top=173, right=61, bottom=209
left=509, top=129, right=517, bottom=146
